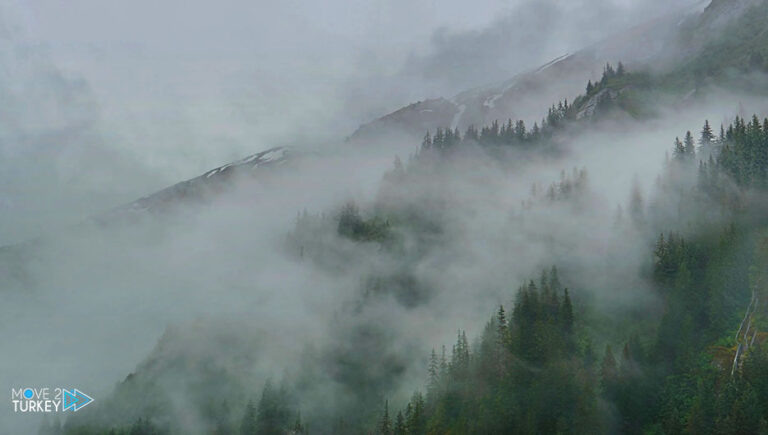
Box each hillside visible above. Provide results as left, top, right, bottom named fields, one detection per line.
left=10, top=1, right=768, bottom=435
left=347, top=1, right=708, bottom=148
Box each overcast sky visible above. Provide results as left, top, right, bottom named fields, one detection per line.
left=13, top=0, right=697, bottom=138
left=0, top=0, right=696, bottom=243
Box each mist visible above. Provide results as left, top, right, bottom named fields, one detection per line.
left=3, top=0, right=768, bottom=433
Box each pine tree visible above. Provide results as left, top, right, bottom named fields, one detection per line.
left=496, top=305, right=508, bottom=347
left=394, top=411, right=406, bottom=435
left=515, top=120, right=527, bottom=141
left=560, top=288, right=574, bottom=334
left=440, top=345, right=448, bottom=376
left=673, top=137, right=685, bottom=159
left=451, top=330, right=470, bottom=379
left=421, top=132, right=432, bottom=150
left=406, top=392, right=426, bottom=435
left=378, top=400, right=392, bottom=435
left=338, top=201, right=363, bottom=239
left=428, top=348, right=440, bottom=398
left=700, top=120, right=714, bottom=146
left=684, top=131, right=696, bottom=156
left=532, top=122, right=540, bottom=138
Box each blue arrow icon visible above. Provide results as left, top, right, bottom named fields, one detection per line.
left=63, top=388, right=94, bottom=412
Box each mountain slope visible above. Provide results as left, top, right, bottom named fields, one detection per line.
left=347, top=1, right=712, bottom=148
left=92, top=147, right=291, bottom=222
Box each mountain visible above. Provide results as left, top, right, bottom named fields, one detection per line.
left=83, top=0, right=768, bottom=227
left=662, top=0, right=768, bottom=90
left=347, top=1, right=711, bottom=148
left=91, top=147, right=291, bottom=222
left=23, top=1, right=768, bottom=434
left=7, top=0, right=763, bottom=242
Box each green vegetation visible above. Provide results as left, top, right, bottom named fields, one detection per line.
left=60, top=110, right=768, bottom=434
left=385, top=269, right=603, bottom=435
left=50, top=42, right=768, bottom=435
left=337, top=201, right=392, bottom=243
left=418, top=63, right=655, bottom=159
left=668, top=0, right=768, bottom=91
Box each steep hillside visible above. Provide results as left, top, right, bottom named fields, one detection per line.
left=92, top=147, right=291, bottom=222
left=347, top=1, right=708, bottom=148
left=663, top=0, right=768, bottom=90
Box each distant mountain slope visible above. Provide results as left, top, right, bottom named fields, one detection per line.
left=48, top=0, right=768, bottom=232
left=664, top=0, right=768, bottom=89
left=347, top=1, right=711, bottom=148
left=92, top=147, right=291, bottom=221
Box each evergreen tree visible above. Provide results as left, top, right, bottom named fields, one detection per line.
left=673, top=137, right=685, bottom=159
left=560, top=288, right=574, bottom=335
left=255, top=381, right=291, bottom=435
left=496, top=305, right=508, bottom=341
left=684, top=131, right=696, bottom=156
left=378, top=400, right=392, bottom=435
left=617, top=62, right=626, bottom=76
left=393, top=411, right=406, bottom=435
left=700, top=120, right=714, bottom=147
left=421, top=132, right=432, bottom=150
left=338, top=201, right=363, bottom=238
left=406, top=392, right=426, bottom=435
left=428, top=348, right=440, bottom=399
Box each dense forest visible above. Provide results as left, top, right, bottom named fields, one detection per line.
left=10, top=1, right=768, bottom=435
left=48, top=58, right=768, bottom=434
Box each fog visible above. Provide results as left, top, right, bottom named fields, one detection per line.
left=0, top=0, right=762, bottom=433
left=0, top=0, right=700, bottom=244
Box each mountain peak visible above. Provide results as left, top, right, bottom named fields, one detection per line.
left=95, top=147, right=291, bottom=221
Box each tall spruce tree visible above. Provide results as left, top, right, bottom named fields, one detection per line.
left=378, top=400, right=392, bottom=435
